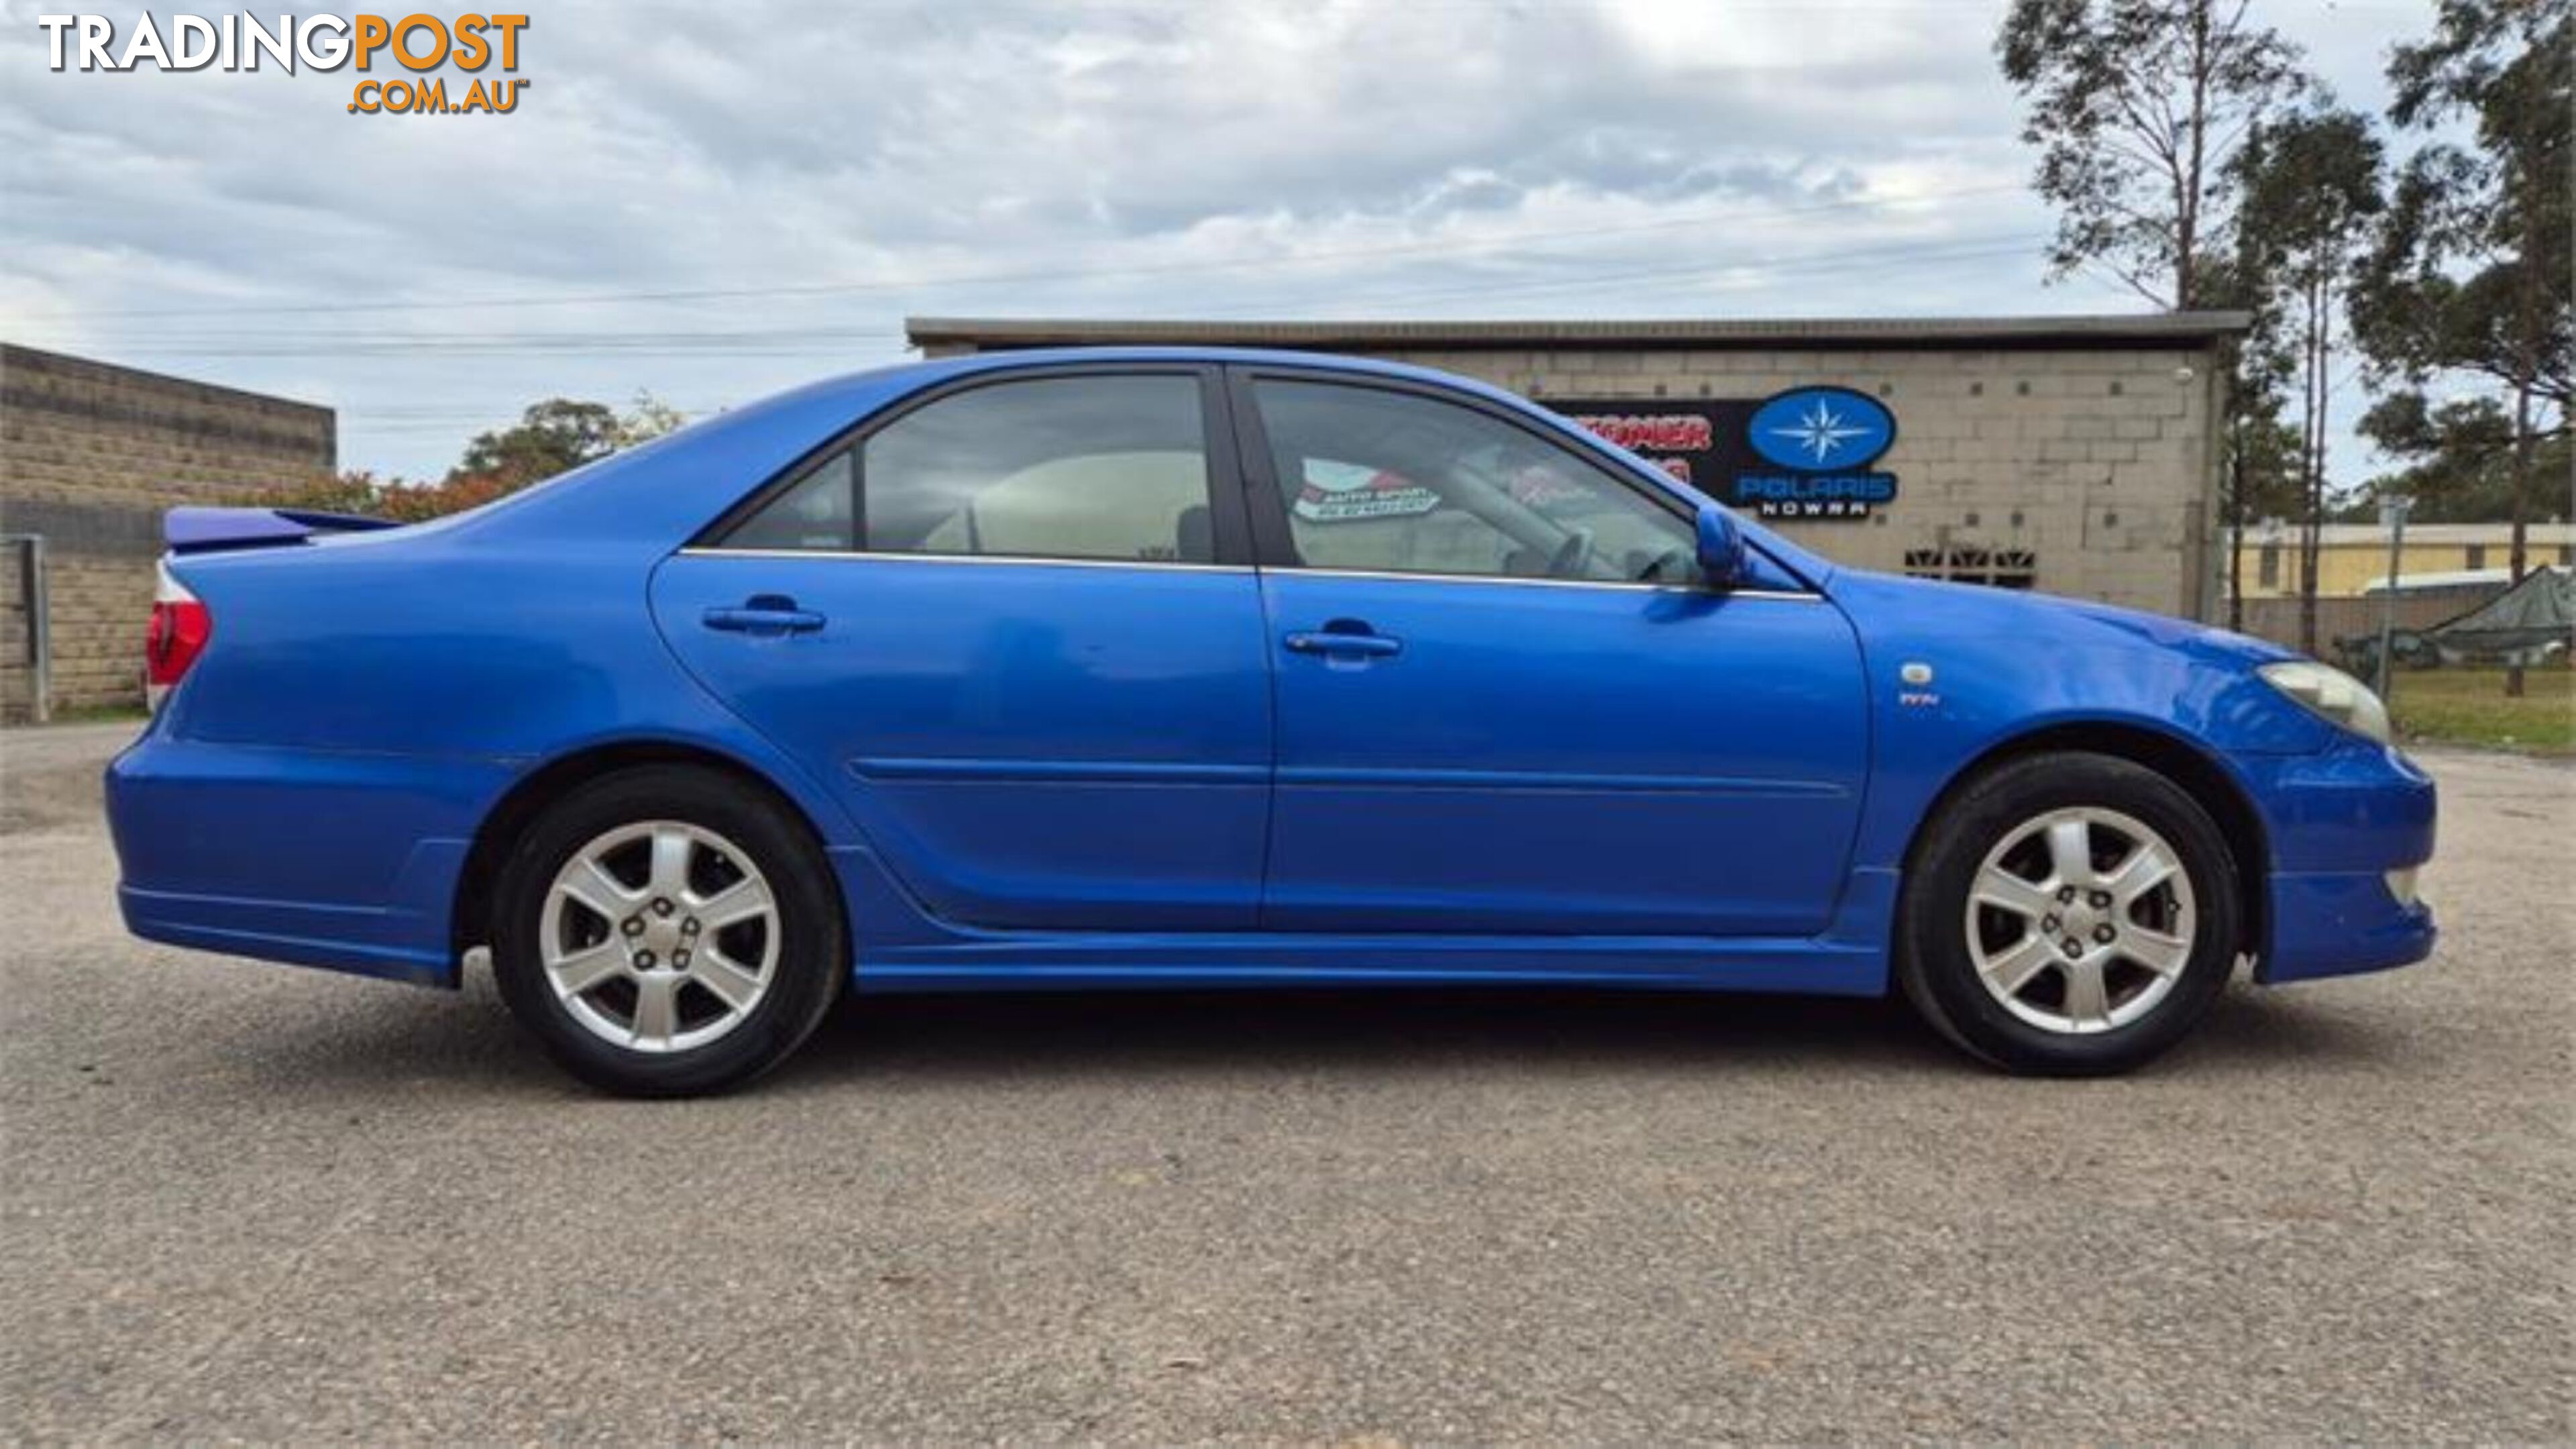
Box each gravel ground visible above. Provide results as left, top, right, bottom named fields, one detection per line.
left=2, top=720, right=2569, bottom=1443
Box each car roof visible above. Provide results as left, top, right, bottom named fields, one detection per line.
left=813, top=344, right=1536, bottom=405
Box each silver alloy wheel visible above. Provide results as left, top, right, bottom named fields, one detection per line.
left=540, top=820, right=781, bottom=1053
left=1964, top=806, right=2197, bottom=1035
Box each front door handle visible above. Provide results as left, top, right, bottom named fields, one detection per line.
left=1284, top=628, right=1403, bottom=659
left=703, top=594, right=826, bottom=636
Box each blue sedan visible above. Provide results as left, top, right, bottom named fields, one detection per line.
left=107, top=350, right=2436, bottom=1095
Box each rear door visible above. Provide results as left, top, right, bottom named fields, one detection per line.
left=1232, top=367, right=1870, bottom=938
left=653, top=366, right=1273, bottom=930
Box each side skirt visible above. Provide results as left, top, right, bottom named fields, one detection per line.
left=833, top=847, right=1900, bottom=997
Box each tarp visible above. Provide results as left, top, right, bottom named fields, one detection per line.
left=2336, top=566, right=2575, bottom=672
left=2421, top=565, right=2576, bottom=657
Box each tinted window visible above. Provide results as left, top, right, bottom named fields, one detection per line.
left=1252, top=380, right=1698, bottom=584
left=727, top=451, right=854, bottom=552
left=723, top=374, right=1216, bottom=564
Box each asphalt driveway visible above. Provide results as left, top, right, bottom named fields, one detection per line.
left=2, top=720, right=2568, bottom=1442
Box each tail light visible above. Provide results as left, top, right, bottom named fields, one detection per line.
left=145, top=560, right=212, bottom=708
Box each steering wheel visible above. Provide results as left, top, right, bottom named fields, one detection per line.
left=1633, top=545, right=1695, bottom=584
left=1545, top=527, right=1597, bottom=580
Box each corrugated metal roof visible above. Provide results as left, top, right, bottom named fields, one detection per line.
left=907, top=312, right=2254, bottom=352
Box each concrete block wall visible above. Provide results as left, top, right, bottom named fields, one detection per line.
left=1366, top=345, right=2219, bottom=619
left=0, top=345, right=335, bottom=718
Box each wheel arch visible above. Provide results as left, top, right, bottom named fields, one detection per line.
left=452, top=738, right=844, bottom=960
left=1903, top=720, right=2269, bottom=957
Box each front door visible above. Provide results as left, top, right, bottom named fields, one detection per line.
left=653, top=368, right=1273, bottom=931
left=1235, top=371, right=1870, bottom=938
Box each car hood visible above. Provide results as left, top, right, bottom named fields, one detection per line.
left=1831, top=570, right=2297, bottom=668
left=1819, top=569, right=2332, bottom=757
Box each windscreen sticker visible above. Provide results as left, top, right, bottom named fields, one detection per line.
left=1504, top=466, right=1590, bottom=509
left=1292, top=460, right=1441, bottom=524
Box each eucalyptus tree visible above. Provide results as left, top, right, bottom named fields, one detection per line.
left=2197, top=252, right=2304, bottom=628
left=1997, top=0, right=2306, bottom=309
left=2351, top=0, right=2573, bottom=695
left=2230, top=105, right=2387, bottom=653
left=1998, top=0, right=2312, bottom=633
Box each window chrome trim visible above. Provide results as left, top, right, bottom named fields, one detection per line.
left=675, top=543, right=1823, bottom=595
left=1272, top=565, right=1825, bottom=600
left=676, top=546, right=1254, bottom=575
left=674, top=549, right=1822, bottom=599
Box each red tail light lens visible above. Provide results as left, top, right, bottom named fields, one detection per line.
left=145, top=563, right=211, bottom=704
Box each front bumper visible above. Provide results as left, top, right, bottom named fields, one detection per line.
left=2242, top=739, right=2438, bottom=983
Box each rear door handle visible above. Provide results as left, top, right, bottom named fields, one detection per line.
left=1283, top=629, right=1402, bottom=659
left=703, top=594, right=826, bottom=636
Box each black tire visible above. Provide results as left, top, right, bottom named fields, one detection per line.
left=489, top=765, right=847, bottom=1097
left=1895, top=751, right=2241, bottom=1077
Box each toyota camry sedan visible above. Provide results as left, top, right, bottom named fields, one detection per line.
left=107, top=349, right=2436, bottom=1095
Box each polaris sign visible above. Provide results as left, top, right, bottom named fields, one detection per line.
left=1544, top=385, right=1902, bottom=521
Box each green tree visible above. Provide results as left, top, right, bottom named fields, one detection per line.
left=2000, top=1, right=2313, bottom=634
left=257, top=394, right=690, bottom=521
left=450, top=397, right=627, bottom=486
left=2230, top=104, right=2386, bottom=653
left=2193, top=250, right=2302, bottom=627
left=615, top=392, right=689, bottom=449
left=2350, top=0, right=2573, bottom=695
left=2224, top=407, right=2306, bottom=624
left=2351, top=394, right=2576, bottom=523
left=450, top=392, right=688, bottom=486
left=1998, top=0, right=2306, bottom=309
left=258, top=468, right=398, bottom=518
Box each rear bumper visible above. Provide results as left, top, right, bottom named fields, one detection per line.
left=119, top=881, right=461, bottom=987
left=106, top=731, right=515, bottom=989
left=2243, top=739, right=2438, bottom=984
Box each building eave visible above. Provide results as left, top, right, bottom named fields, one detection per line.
left=906, top=313, right=2255, bottom=355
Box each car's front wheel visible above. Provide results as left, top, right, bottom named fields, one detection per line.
left=1896, top=752, right=2241, bottom=1075
left=490, top=766, right=846, bottom=1097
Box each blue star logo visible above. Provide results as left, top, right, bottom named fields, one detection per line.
left=1746, top=387, right=1896, bottom=473
left=1769, top=398, right=1872, bottom=466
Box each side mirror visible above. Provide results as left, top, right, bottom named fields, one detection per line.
left=1695, top=504, right=1748, bottom=590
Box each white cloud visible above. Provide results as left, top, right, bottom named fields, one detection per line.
left=0, top=0, right=2416, bottom=478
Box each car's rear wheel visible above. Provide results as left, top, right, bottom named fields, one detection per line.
left=490, top=766, right=845, bottom=1097
left=1896, top=752, right=2241, bottom=1076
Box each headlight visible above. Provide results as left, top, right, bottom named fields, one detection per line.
left=2259, top=661, right=2392, bottom=745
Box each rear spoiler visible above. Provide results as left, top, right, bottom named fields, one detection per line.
left=165, top=505, right=401, bottom=555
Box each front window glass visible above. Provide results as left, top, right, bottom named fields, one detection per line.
left=1252, top=380, right=1698, bottom=584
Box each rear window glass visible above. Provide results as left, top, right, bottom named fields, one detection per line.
left=720, top=375, right=1215, bottom=564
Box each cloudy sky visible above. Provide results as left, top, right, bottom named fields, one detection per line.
left=4, top=0, right=2426, bottom=480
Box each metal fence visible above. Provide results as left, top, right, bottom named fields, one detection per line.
left=0, top=534, right=52, bottom=724
left=2231, top=591, right=2491, bottom=659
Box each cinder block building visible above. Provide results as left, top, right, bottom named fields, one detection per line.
left=908, top=314, right=2249, bottom=622
left=1, top=345, right=334, bottom=719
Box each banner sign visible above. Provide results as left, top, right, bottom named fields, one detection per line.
left=1541, top=386, right=1900, bottom=521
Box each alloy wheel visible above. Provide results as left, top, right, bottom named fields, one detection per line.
left=1963, top=806, right=2198, bottom=1035
left=539, top=820, right=781, bottom=1053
